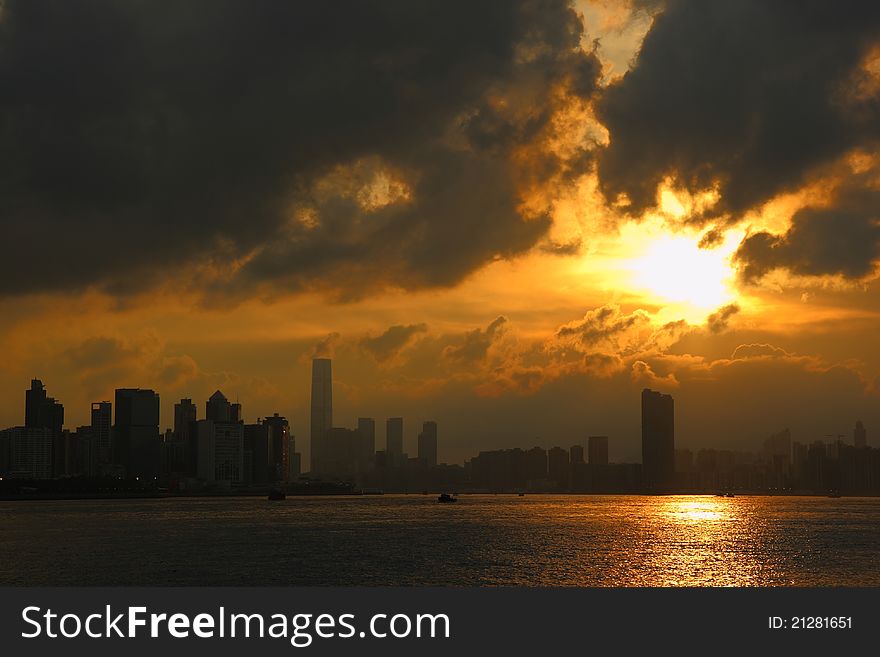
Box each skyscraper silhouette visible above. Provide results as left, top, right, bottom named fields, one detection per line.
left=641, top=388, right=675, bottom=492
left=25, top=379, right=63, bottom=436
left=114, top=388, right=160, bottom=480
left=588, top=435, right=609, bottom=465
left=90, top=401, right=112, bottom=465
left=854, top=420, right=867, bottom=448
left=418, top=421, right=438, bottom=467
left=358, top=417, right=376, bottom=470
left=196, top=390, right=244, bottom=485
left=386, top=417, right=403, bottom=467
left=265, top=413, right=290, bottom=483
left=310, top=358, right=332, bottom=474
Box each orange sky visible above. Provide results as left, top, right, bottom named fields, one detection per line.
left=2, top=0, right=880, bottom=464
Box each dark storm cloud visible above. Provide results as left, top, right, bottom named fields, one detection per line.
left=443, top=316, right=508, bottom=363
left=596, top=0, right=880, bottom=218
left=0, top=0, right=600, bottom=298
left=706, top=303, right=739, bottom=334
left=360, top=323, right=428, bottom=362
left=556, top=304, right=650, bottom=347
left=735, top=186, right=880, bottom=281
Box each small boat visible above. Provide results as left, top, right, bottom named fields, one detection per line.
left=725, top=492, right=735, bottom=498
left=437, top=493, right=457, bottom=503
left=268, top=489, right=286, bottom=501
left=518, top=492, right=525, bottom=497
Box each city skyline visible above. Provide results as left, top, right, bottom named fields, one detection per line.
left=1, top=364, right=874, bottom=476
left=2, top=361, right=876, bottom=470
left=3, top=0, right=880, bottom=466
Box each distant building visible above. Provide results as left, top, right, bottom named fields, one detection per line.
left=206, top=390, right=240, bottom=423
left=641, top=388, right=675, bottom=492
left=310, top=358, right=332, bottom=474
left=173, top=398, right=198, bottom=476
left=174, top=398, right=197, bottom=437
left=72, top=425, right=97, bottom=477
left=417, top=421, right=438, bottom=467
left=25, top=379, right=64, bottom=436
left=570, top=444, right=585, bottom=464
left=90, top=401, right=112, bottom=466
left=264, top=413, right=290, bottom=483
left=763, top=428, right=792, bottom=462
left=323, top=427, right=361, bottom=480
left=196, top=390, right=244, bottom=485
left=548, top=446, right=569, bottom=490
left=114, top=388, right=160, bottom=480
left=386, top=417, right=404, bottom=467
left=197, top=420, right=244, bottom=485
left=854, top=421, right=867, bottom=449
left=358, top=417, right=376, bottom=469
left=244, top=423, right=270, bottom=485
left=588, top=436, right=609, bottom=465
left=0, top=427, right=53, bottom=479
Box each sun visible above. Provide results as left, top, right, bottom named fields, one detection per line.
left=623, top=229, right=742, bottom=319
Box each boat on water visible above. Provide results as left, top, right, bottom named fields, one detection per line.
left=437, top=493, right=458, bottom=503
left=268, top=489, right=286, bottom=501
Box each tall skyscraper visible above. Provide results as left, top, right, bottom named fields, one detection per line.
left=90, top=401, right=112, bottom=465
left=854, top=420, right=867, bottom=448
left=174, top=398, right=198, bottom=476
left=174, top=398, right=197, bottom=436
left=417, top=421, right=438, bottom=467
left=25, top=379, right=63, bottom=436
left=358, top=417, right=376, bottom=469
left=386, top=417, right=403, bottom=467
left=0, top=426, right=53, bottom=479
left=548, top=446, right=570, bottom=490
left=206, top=390, right=234, bottom=422
left=310, top=358, right=332, bottom=474
left=196, top=390, right=244, bottom=485
left=570, top=444, right=585, bottom=464
left=265, top=413, right=290, bottom=483
left=641, top=389, right=675, bottom=492
left=114, top=388, right=160, bottom=480
left=588, top=436, right=609, bottom=465
left=244, top=422, right=270, bottom=485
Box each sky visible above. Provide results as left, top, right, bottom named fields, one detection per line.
left=2, top=0, right=880, bottom=464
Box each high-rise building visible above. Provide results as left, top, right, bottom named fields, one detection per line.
left=196, top=390, right=244, bottom=485
left=206, top=390, right=234, bottom=422
left=324, top=427, right=361, bottom=480
left=854, top=420, right=867, bottom=448
left=570, top=444, right=585, bottom=464
left=417, top=421, right=438, bottom=467
left=588, top=436, right=609, bottom=465
left=174, top=398, right=197, bottom=437
left=641, top=389, right=675, bottom=492
left=25, top=379, right=63, bottom=436
left=244, top=422, right=270, bottom=485
left=114, top=388, right=160, bottom=480
left=548, top=446, right=570, bottom=490
left=310, top=358, right=333, bottom=474
left=172, top=398, right=198, bottom=475
left=357, top=417, right=375, bottom=470
left=90, top=401, right=112, bottom=465
left=265, top=413, right=290, bottom=483
left=0, top=426, right=53, bottom=479
left=386, top=417, right=403, bottom=467
left=197, top=420, right=244, bottom=485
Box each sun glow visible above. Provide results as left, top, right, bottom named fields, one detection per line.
left=623, top=227, right=742, bottom=319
